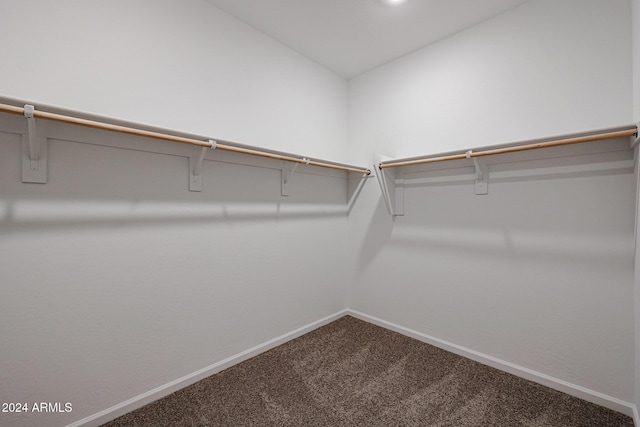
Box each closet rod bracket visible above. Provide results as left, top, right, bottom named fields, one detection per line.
left=189, top=139, right=216, bottom=192
left=466, top=150, right=488, bottom=195
left=21, top=104, right=47, bottom=183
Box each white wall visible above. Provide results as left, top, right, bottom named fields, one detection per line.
left=348, top=0, right=635, bottom=405
left=0, top=0, right=347, bottom=161
left=0, top=1, right=350, bottom=426
left=632, top=0, right=640, bottom=416
left=348, top=0, right=632, bottom=164
left=634, top=144, right=640, bottom=418
left=1, top=0, right=637, bottom=425
left=634, top=0, right=640, bottom=122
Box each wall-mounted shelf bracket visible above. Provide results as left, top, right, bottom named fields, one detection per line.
left=281, top=158, right=308, bottom=196
left=374, top=153, right=404, bottom=217
left=21, top=104, right=47, bottom=183
left=189, top=139, right=216, bottom=192
left=466, top=150, right=488, bottom=195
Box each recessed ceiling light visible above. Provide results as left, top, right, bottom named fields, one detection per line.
left=376, top=0, right=409, bottom=5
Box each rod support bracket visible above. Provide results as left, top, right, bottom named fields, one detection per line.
left=467, top=150, right=488, bottom=195
left=189, top=139, right=216, bottom=192
left=21, top=104, right=47, bottom=183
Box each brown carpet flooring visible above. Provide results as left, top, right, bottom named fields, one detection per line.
left=102, top=316, right=634, bottom=426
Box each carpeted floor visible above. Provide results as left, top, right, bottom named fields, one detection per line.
left=102, top=316, right=634, bottom=426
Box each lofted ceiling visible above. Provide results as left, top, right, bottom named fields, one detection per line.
left=204, top=0, right=530, bottom=79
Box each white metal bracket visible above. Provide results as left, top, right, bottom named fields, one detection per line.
left=374, top=153, right=404, bottom=217
left=21, top=104, right=48, bottom=183
left=189, top=139, right=216, bottom=192
left=281, top=158, right=308, bottom=196
left=466, top=150, right=488, bottom=195
left=631, top=124, right=640, bottom=149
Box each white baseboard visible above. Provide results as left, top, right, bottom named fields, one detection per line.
left=68, top=308, right=638, bottom=426
left=66, top=310, right=349, bottom=427
left=345, top=309, right=637, bottom=420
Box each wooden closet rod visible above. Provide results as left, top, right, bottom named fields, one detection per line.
left=379, top=126, right=638, bottom=169
left=0, top=102, right=371, bottom=175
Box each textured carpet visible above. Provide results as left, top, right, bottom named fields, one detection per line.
left=102, top=316, right=633, bottom=426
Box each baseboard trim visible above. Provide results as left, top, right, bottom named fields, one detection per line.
left=66, top=309, right=349, bottom=427
left=67, top=308, right=638, bottom=426
left=345, top=309, right=636, bottom=419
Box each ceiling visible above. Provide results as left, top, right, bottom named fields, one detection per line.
left=204, top=0, right=529, bottom=79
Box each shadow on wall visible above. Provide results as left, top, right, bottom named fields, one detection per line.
left=354, top=141, right=637, bottom=277
left=0, top=199, right=349, bottom=235
left=0, top=132, right=356, bottom=234
left=388, top=224, right=633, bottom=271
left=356, top=187, right=395, bottom=274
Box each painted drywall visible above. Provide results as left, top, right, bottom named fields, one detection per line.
left=348, top=0, right=635, bottom=404
left=0, top=119, right=350, bottom=427
left=633, top=0, right=640, bottom=415
left=348, top=0, right=632, bottom=164
left=634, top=0, right=640, bottom=122
left=634, top=147, right=640, bottom=419
left=0, top=1, right=350, bottom=426
left=0, top=0, right=636, bottom=425
left=0, top=0, right=347, bottom=161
